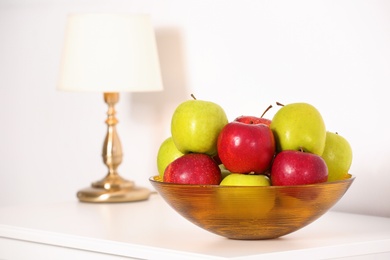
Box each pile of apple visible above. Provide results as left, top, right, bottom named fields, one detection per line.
left=157, top=95, right=352, bottom=187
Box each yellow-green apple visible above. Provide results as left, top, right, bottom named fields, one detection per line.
left=321, top=131, right=353, bottom=182
left=171, top=96, right=228, bottom=156
left=220, top=173, right=271, bottom=186
left=218, top=176, right=276, bottom=219
left=157, top=137, right=185, bottom=178
left=270, top=103, right=326, bottom=155
left=163, top=153, right=222, bottom=185
left=217, top=121, right=275, bottom=174
left=271, top=150, right=328, bottom=186
left=219, top=164, right=231, bottom=180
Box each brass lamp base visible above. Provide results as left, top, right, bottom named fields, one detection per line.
left=77, top=92, right=151, bottom=203
left=77, top=186, right=151, bottom=203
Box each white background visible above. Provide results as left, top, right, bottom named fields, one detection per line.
left=0, top=0, right=389, bottom=217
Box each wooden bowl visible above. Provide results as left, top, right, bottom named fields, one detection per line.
left=149, top=174, right=355, bottom=240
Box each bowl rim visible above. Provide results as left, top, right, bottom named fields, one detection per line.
left=149, top=174, right=355, bottom=189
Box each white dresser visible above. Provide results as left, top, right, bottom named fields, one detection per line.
left=0, top=194, right=389, bottom=259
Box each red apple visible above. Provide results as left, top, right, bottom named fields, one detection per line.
left=217, top=121, right=275, bottom=174
left=234, top=115, right=271, bottom=126
left=163, top=153, right=222, bottom=185
left=234, top=104, right=272, bottom=126
left=271, top=150, right=328, bottom=186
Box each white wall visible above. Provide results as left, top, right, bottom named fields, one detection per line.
left=1, top=0, right=389, bottom=217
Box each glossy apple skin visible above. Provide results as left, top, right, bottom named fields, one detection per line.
left=321, top=131, right=353, bottom=182
left=270, top=103, right=326, bottom=156
left=234, top=115, right=271, bottom=126
left=157, top=137, right=185, bottom=178
left=217, top=121, right=275, bottom=174
left=163, top=153, right=222, bottom=185
left=171, top=99, right=228, bottom=156
left=220, top=173, right=271, bottom=186
left=271, top=150, right=328, bottom=186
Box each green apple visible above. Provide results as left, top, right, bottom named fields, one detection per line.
left=217, top=174, right=275, bottom=219
left=157, top=137, right=184, bottom=178
left=219, top=164, right=231, bottom=180
left=270, top=102, right=326, bottom=155
left=171, top=97, right=228, bottom=155
left=220, top=173, right=271, bottom=186
left=321, top=131, right=353, bottom=182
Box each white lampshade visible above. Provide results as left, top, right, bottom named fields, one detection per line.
left=58, top=13, right=163, bottom=92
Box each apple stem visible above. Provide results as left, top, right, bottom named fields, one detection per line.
left=261, top=104, right=273, bottom=118
left=299, top=147, right=304, bottom=152
left=191, top=94, right=197, bottom=100
left=276, top=102, right=284, bottom=106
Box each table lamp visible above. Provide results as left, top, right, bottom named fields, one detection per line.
left=57, top=13, right=163, bottom=203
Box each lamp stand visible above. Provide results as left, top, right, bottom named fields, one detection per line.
left=77, top=92, right=151, bottom=203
